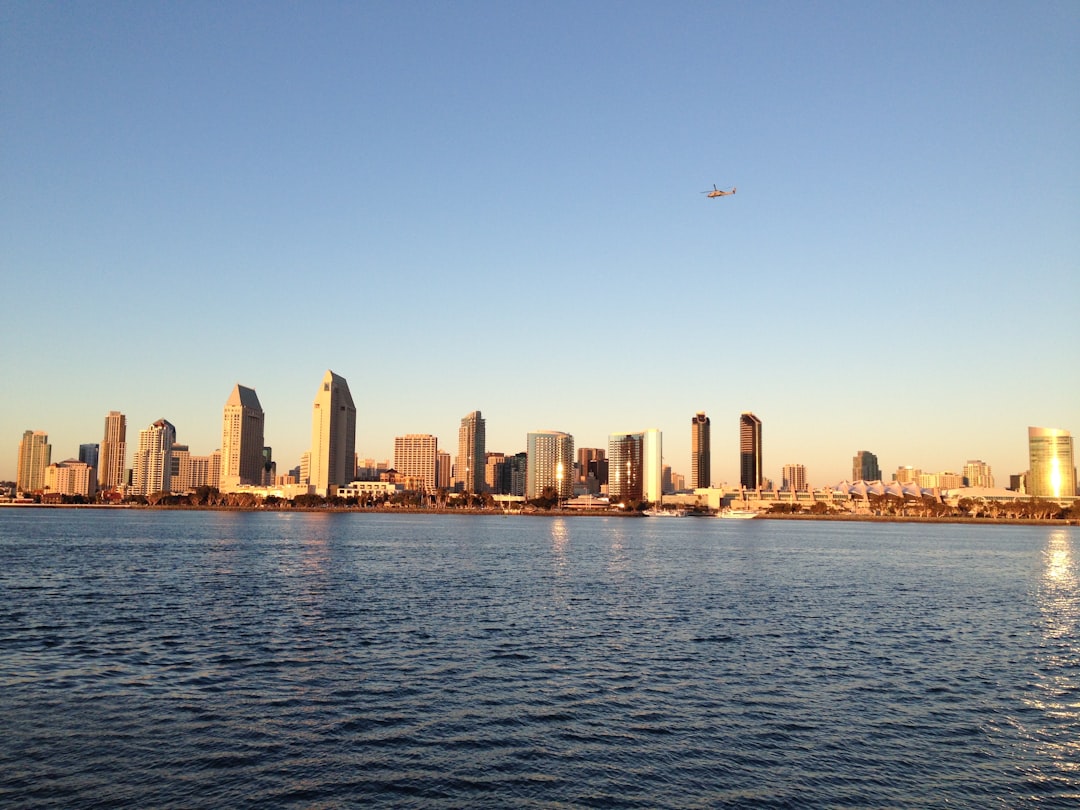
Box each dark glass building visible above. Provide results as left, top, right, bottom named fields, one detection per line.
left=739, top=412, right=762, bottom=490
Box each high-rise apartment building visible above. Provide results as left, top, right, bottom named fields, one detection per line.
left=893, top=466, right=921, bottom=484
left=99, top=411, right=127, bottom=490
left=739, top=412, right=763, bottom=490
left=1028, top=427, right=1076, bottom=499
left=691, top=412, right=711, bottom=489
left=782, top=463, right=808, bottom=492
left=962, top=460, right=994, bottom=489
left=16, top=430, right=51, bottom=494
left=852, top=450, right=881, bottom=482
left=394, top=434, right=438, bottom=492
left=220, top=384, right=265, bottom=492
left=506, top=452, right=528, bottom=496
left=456, top=410, right=486, bottom=494
left=577, top=448, right=604, bottom=483
left=132, top=419, right=176, bottom=496
left=608, top=430, right=661, bottom=503
left=310, top=370, right=357, bottom=496
left=608, top=433, right=643, bottom=503
left=526, top=431, right=575, bottom=500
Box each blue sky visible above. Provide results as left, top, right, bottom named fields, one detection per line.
left=2, top=1, right=1077, bottom=486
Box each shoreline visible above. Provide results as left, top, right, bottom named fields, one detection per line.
left=1, top=502, right=1077, bottom=526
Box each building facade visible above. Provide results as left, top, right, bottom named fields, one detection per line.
left=691, top=411, right=711, bottom=489
left=1028, top=426, right=1076, bottom=499
left=962, top=460, right=994, bottom=489
left=394, top=434, right=438, bottom=492
left=739, top=412, right=763, bottom=490
left=132, top=419, right=176, bottom=497
left=526, top=431, right=575, bottom=500
left=310, top=370, right=357, bottom=496
left=45, top=459, right=95, bottom=497
left=99, top=411, right=127, bottom=490
left=17, top=430, right=51, bottom=494
left=781, top=463, right=808, bottom=492
left=456, top=410, right=486, bottom=494
left=643, top=428, right=663, bottom=503
left=852, top=450, right=881, bottom=482
left=220, top=384, right=266, bottom=492
left=608, top=433, right=643, bottom=503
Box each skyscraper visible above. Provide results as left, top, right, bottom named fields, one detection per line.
left=691, top=412, right=711, bottom=489
left=526, top=430, right=575, bottom=500
left=310, top=370, right=357, bottom=496
left=456, top=410, right=486, bottom=494
left=394, top=434, right=438, bottom=492
left=739, top=412, right=763, bottom=490
left=608, top=432, right=643, bottom=503
left=16, top=430, right=51, bottom=494
left=852, top=450, right=881, bottom=482
left=1028, top=427, right=1076, bottom=499
left=132, top=419, right=176, bottom=497
left=220, top=383, right=266, bottom=492
left=99, top=411, right=127, bottom=490
left=643, top=428, right=663, bottom=503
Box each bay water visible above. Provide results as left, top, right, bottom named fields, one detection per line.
left=1, top=510, right=1077, bottom=808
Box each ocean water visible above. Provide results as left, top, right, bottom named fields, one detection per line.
left=0, top=510, right=1077, bottom=808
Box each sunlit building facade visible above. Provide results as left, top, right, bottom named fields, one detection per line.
left=608, top=433, right=643, bottom=503
left=782, top=463, right=808, bottom=492
left=310, top=370, right=357, bottom=496
left=17, top=430, right=51, bottom=494
left=394, top=434, right=438, bottom=493
left=691, top=412, right=711, bottom=489
left=740, top=412, right=763, bottom=490
left=99, top=411, right=127, bottom=490
left=44, top=459, right=95, bottom=497
left=132, top=419, right=176, bottom=497
left=1028, top=427, right=1076, bottom=499
left=526, top=431, right=575, bottom=500
left=220, top=384, right=266, bottom=492
left=456, top=410, right=486, bottom=494
left=962, top=460, right=994, bottom=489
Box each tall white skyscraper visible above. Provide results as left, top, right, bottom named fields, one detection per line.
left=456, top=410, right=486, bottom=494
left=526, top=430, right=575, bottom=500
left=100, top=411, right=127, bottom=490
left=220, top=383, right=265, bottom=492
left=643, top=428, right=663, bottom=504
left=394, top=434, right=438, bottom=492
left=310, top=370, right=356, bottom=496
left=16, top=430, right=51, bottom=494
left=132, top=419, right=176, bottom=497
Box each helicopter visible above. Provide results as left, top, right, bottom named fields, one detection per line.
left=702, top=184, right=736, bottom=198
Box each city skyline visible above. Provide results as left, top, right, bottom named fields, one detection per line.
left=2, top=5, right=1077, bottom=485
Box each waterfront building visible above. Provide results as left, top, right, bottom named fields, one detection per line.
left=608, top=433, right=643, bottom=503
left=220, top=384, right=266, bottom=492
left=485, top=452, right=507, bottom=495
left=962, top=460, right=994, bottom=489
left=187, top=453, right=214, bottom=490
left=1028, top=427, right=1076, bottom=499
left=170, top=444, right=191, bottom=493
left=643, top=428, right=663, bottom=503
left=456, top=410, right=486, bottom=494
left=16, top=430, right=51, bottom=494
left=394, top=434, right=438, bottom=492
left=691, top=412, right=711, bottom=489
left=44, top=459, right=95, bottom=497
left=436, top=451, right=451, bottom=489
left=132, top=419, right=176, bottom=497
left=782, top=463, right=808, bottom=492
left=310, top=370, right=357, bottom=497
left=671, top=471, right=685, bottom=492
left=526, top=431, right=575, bottom=501
left=79, top=443, right=99, bottom=471
left=209, top=450, right=221, bottom=490
left=739, top=412, right=763, bottom=490
left=506, top=452, right=527, bottom=496
left=852, top=450, right=881, bottom=482
left=919, top=471, right=964, bottom=490
left=99, top=411, right=127, bottom=490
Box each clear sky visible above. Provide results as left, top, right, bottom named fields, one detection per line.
left=2, top=1, right=1077, bottom=487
